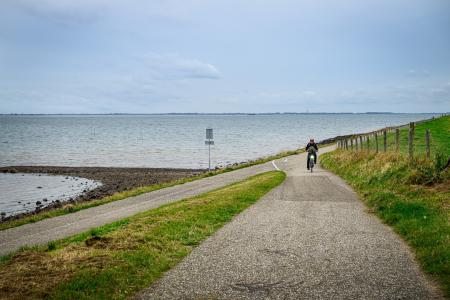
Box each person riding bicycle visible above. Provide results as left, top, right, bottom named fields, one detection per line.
left=306, top=138, right=318, bottom=170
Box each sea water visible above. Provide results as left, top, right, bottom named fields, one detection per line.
left=0, top=113, right=439, bottom=169
left=0, top=173, right=101, bottom=217
left=0, top=113, right=439, bottom=217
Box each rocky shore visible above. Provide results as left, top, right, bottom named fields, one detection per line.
left=0, top=166, right=205, bottom=221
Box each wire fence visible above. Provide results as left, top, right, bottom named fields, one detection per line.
left=336, top=118, right=438, bottom=161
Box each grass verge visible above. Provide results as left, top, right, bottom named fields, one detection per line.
left=366, top=115, right=449, bottom=158
left=0, top=147, right=305, bottom=231
left=0, top=170, right=285, bottom=300
left=321, top=149, right=449, bottom=297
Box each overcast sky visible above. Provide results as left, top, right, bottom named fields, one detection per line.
left=0, top=0, right=449, bottom=113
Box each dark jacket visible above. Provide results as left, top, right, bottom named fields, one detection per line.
left=306, top=142, right=318, bottom=152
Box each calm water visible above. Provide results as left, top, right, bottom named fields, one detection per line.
left=0, top=173, right=101, bottom=217
left=0, top=113, right=439, bottom=216
left=0, top=114, right=439, bottom=169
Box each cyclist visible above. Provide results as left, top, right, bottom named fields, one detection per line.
left=306, top=138, right=318, bottom=170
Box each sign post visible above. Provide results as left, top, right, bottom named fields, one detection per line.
left=205, top=128, right=214, bottom=170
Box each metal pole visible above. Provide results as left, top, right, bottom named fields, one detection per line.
left=205, top=128, right=213, bottom=171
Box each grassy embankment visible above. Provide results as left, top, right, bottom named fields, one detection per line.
left=0, top=147, right=306, bottom=231
left=0, top=171, right=285, bottom=299
left=366, top=116, right=450, bottom=158
left=321, top=115, right=450, bottom=297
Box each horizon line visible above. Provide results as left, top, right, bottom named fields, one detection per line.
left=1, top=112, right=448, bottom=116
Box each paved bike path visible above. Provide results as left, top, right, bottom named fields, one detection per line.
left=136, top=152, right=440, bottom=299
left=0, top=148, right=328, bottom=257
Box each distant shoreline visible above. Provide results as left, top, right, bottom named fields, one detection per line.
left=1, top=112, right=447, bottom=116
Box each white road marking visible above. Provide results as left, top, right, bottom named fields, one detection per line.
left=272, top=160, right=280, bottom=171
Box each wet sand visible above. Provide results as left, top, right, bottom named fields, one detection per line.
left=0, top=166, right=205, bottom=221
left=0, top=173, right=101, bottom=218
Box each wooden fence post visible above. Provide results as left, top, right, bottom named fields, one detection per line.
left=383, top=130, right=387, bottom=152
left=359, top=136, right=363, bottom=150
left=345, top=139, right=348, bottom=150
left=355, top=136, right=358, bottom=151
left=366, top=135, right=370, bottom=152
left=350, top=138, right=353, bottom=150
left=409, top=122, right=415, bottom=160
left=395, top=128, right=400, bottom=151
left=425, top=129, right=430, bottom=159
left=375, top=133, right=379, bottom=153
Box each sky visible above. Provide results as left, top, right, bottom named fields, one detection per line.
left=0, top=0, right=449, bottom=114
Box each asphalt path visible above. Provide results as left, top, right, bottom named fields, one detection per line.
left=136, top=150, right=440, bottom=299
left=0, top=147, right=325, bottom=257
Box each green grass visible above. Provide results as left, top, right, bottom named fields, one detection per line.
left=357, top=115, right=450, bottom=158
left=0, top=171, right=285, bottom=300
left=0, top=146, right=307, bottom=231
left=0, top=175, right=217, bottom=231
left=401, top=116, right=450, bottom=158
left=321, top=116, right=450, bottom=297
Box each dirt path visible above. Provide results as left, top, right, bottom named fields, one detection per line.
left=136, top=151, right=440, bottom=299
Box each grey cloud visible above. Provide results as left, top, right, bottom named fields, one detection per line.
left=302, top=90, right=317, bottom=97
left=337, top=83, right=450, bottom=107
left=9, top=0, right=197, bottom=25
left=139, top=53, right=221, bottom=80
left=12, top=0, right=107, bottom=24
left=405, top=69, right=431, bottom=78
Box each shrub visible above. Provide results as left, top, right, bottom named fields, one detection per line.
left=47, top=241, right=56, bottom=251
left=435, top=151, right=449, bottom=172
left=403, top=152, right=450, bottom=186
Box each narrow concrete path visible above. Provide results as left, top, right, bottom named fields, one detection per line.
left=0, top=148, right=336, bottom=256
left=136, top=152, right=440, bottom=299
